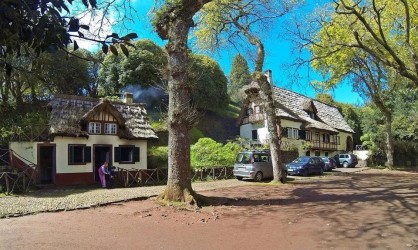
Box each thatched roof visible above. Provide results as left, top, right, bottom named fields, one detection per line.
left=48, top=94, right=158, bottom=140
left=239, top=84, right=354, bottom=134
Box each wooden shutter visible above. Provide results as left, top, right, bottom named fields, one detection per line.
left=281, top=127, right=289, bottom=137
left=114, top=147, right=121, bottom=162
left=84, top=146, right=91, bottom=163
left=299, top=130, right=306, bottom=140
left=133, top=147, right=140, bottom=162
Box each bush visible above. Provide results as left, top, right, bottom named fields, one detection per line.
left=191, top=138, right=242, bottom=169
left=148, top=146, right=168, bottom=169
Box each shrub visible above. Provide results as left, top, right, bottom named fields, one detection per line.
left=148, top=146, right=168, bottom=169
left=191, top=138, right=242, bottom=169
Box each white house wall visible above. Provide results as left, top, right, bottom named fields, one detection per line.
left=53, top=135, right=148, bottom=174
left=9, top=142, right=37, bottom=165
left=240, top=121, right=269, bottom=143
left=337, top=131, right=352, bottom=152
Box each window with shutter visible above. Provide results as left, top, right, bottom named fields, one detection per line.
left=68, top=144, right=88, bottom=165
left=114, top=145, right=139, bottom=164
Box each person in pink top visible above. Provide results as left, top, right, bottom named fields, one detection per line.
left=98, top=162, right=110, bottom=188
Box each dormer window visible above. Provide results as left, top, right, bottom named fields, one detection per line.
left=105, top=123, right=117, bottom=135
left=308, top=111, right=316, bottom=120
left=89, top=122, right=101, bottom=134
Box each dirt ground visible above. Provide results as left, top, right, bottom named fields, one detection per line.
left=1, top=169, right=417, bottom=250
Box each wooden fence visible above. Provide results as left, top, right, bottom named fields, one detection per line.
left=114, top=166, right=234, bottom=187
left=0, top=149, right=39, bottom=195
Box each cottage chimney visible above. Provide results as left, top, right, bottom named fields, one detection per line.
left=122, top=92, right=133, bottom=104
left=264, top=69, right=273, bottom=85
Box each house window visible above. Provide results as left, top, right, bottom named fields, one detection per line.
left=315, top=151, right=320, bottom=156
left=89, top=122, right=101, bottom=134
left=307, top=111, right=316, bottom=120
left=306, top=131, right=312, bottom=141
left=104, top=123, right=117, bottom=135
left=115, top=146, right=140, bottom=164
left=336, top=136, right=341, bottom=145
left=252, top=130, right=258, bottom=140
left=68, top=144, right=91, bottom=165
left=323, top=134, right=330, bottom=143
left=287, top=128, right=299, bottom=139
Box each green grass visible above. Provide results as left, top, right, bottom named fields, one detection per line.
left=212, top=102, right=241, bottom=118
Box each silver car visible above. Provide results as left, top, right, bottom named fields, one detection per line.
left=233, top=150, right=275, bottom=181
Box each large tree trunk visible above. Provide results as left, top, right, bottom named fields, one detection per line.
left=154, top=0, right=212, bottom=205
left=238, top=27, right=285, bottom=183
left=383, top=112, right=394, bottom=168
left=254, top=73, right=285, bottom=183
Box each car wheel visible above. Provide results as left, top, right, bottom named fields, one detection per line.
left=254, top=172, right=263, bottom=182
left=343, top=161, right=349, bottom=168
left=320, top=167, right=324, bottom=175
left=236, top=176, right=243, bottom=181
left=303, top=169, right=309, bottom=177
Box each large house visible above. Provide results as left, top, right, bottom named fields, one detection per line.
left=9, top=93, right=157, bottom=186
left=238, top=72, right=355, bottom=157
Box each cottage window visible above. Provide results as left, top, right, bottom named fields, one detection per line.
left=89, top=122, right=101, bottom=134
left=115, top=146, right=140, bottom=164
left=287, top=128, right=299, bottom=139
left=68, top=144, right=91, bottom=165
left=336, top=136, right=341, bottom=145
left=104, top=123, right=117, bottom=135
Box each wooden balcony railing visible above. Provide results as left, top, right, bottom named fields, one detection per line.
left=310, top=140, right=337, bottom=151
left=241, top=113, right=266, bottom=124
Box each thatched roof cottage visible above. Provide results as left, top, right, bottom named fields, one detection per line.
left=9, top=94, right=158, bottom=185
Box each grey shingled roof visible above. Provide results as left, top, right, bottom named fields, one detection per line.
left=48, top=94, right=158, bottom=139
left=273, top=87, right=354, bottom=133
left=241, top=82, right=354, bottom=133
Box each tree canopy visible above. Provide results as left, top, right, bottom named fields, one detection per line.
left=1, top=0, right=137, bottom=75
left=229, top=54, right=251, bottom=103
left=308, top=0, right=418, bottom=88
left=98, top=39, right=167, bottom=95
left=98, top=41, right=229, bottom=112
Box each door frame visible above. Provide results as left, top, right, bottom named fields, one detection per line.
left=37, top=143, right=56, bottom=184
left=93, top=144, right=112, bottom=182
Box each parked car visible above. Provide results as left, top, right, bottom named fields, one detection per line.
left=233, top=150, right=287, bottom=182
left=321, top=157, right=336, bottom=171
left=333, top=153, right=358, bottom=168
left=286, top=156, right=325, bottom=176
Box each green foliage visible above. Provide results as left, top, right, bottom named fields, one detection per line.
left=213, top=102, right=241, bottom=118
left=189, top=54, right=229, bottom=111
left=99, top=40, right=167, bottom=95
left=148, top=146, right=168, bottom=169
left=190, top=138, right=241, bottom=169
left=195, top=0, right=301, bottom=52
left=0, top=0, right=136, bottom=65
left=229, top=54, right=251, bottom=103
left=0, top=104, right=49, bottom=144
left=189, top=128, right=205, bottom=144
left=310, top=0, right=418, bottom=87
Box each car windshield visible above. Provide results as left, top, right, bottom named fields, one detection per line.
left=292, top=157, right=309, bottom=163
left=321, top=157, right=329, bottom=163
left=235, top=153, right=251, bottom=164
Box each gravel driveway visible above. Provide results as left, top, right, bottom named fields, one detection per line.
left=0, top=179, right=252, bottom=218
left=0, top=167, right=370, bottom=218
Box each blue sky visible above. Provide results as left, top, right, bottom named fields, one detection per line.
left=92, top=0, right=363, bottom=106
